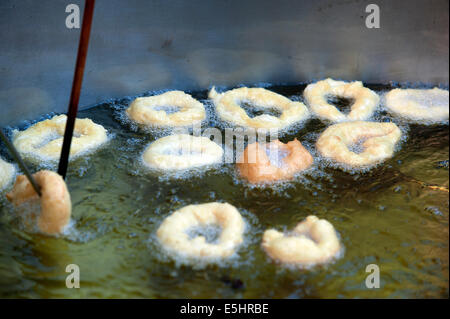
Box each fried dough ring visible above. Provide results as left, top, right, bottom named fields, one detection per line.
left=126, top=91, right=206, bottom=127
left=385, top=88, right=449, bottom=123
left=262, top=215, right=341, bottom=265
left=157, top=202, right=245, bottom=259
left=209, top=87, right=309, bottom=129
left=6, top=170, right=71, bottom=235
left=12, top=115, right=108, bottom=162
left=304, top=78, right=380, bottom=123
left=237, top=139, right=313, bottom=184
left=0, top=157, right=15, bottom=190
left=142, top=134, right=223, bottom=170
left=316, top=121, right=402, bottom=167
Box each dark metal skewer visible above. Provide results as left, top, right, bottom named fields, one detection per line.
left=58, top=0, right=95, bottom=179
left=0, top=129, right=41, bottom=196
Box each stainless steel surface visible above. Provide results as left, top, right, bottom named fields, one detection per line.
left=0, top=0, right=448, bottom=127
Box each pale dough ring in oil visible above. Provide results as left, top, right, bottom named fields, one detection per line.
left=209, top=86, right=309, bottom=130
left=384, top=88, right=449, bottom=123
left=142, top=134, right=223, bottom=170
left=303, top=78, right=380, bottom=123
left=0, top=157, right=15, bottom=190
left=237, top=139, right=313, bottom=184
left=156, top=202, right=245, bottom=260
left=6, top=170, right=71, bottom=236
left=316, top=121, right=402, bottom=167
left=12, top=115, right=108, bottom=162
left=126, top=91, right=206, bottom=127
left=262, top=215, right=341, bottom=266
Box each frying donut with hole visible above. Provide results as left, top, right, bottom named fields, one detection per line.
left=304, top=78, right=380, bottom=123
left=142, top=134, right=223, bottom=170
left=209, top=86, right=309, bottom=130
left=316, top=121, right=402, bottom=167
left=126, top=91, right=206, bottom=127
left=12, top=115, right=108, bottom=162
left=157, top=202, right=245, bottom=260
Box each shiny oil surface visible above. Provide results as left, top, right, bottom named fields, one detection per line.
left=0, top=84, right=448, bottom=298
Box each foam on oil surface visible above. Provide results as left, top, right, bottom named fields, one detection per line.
left=1, top=82, right=448, bottom=298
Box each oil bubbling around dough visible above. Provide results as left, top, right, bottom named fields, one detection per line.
left=381, top=88, right=449, bottom=125
left=147, top=205, right=261, bottom=270
left=312, top=121, right=409, bottom=173
left=110, top=91, right=211, bottom=138
left=229, top=138, right=317, bottom=192
left=207, top=86, right=310, bottom=137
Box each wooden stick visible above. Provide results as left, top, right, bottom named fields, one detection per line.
left=0, top=129, right=41, bottom=196
left=58, top=0, right=96, bottom=179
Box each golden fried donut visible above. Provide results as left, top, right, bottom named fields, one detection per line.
left=143, top=134, right=223, bottom=170
left=126, top=91, right=206, bottom=127
left=12, top=115, right=108, bottom=162
left=316, top=121, right=401, bottom=167
left=385, top=88, right=449, bottom=123
left=157, top=202, right=245, bottom=259
left=6, top=170, right=71, bottom=235
left=262, top=215, right=341, bottom=265
left=304, top=78, right=380, bottom=123
left=237, top=139, right=313, bottom=184
left=209, top=86, right=309, bottom=129
left=0, top=157, right=15, bottom=190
